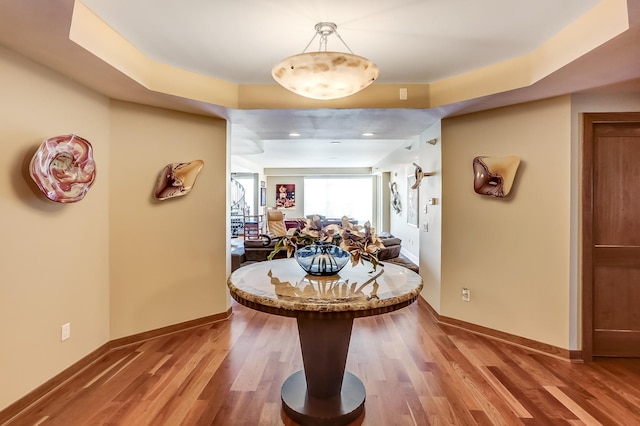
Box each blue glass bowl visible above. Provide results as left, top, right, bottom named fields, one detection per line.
left=294, top=244, right=350, bottom=276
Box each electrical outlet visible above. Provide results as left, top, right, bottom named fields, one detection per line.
left=399, top=88, right=408, bottom=100
left=461, top=288, right=470, bottom=302
left=61, top=322, right=71, bottom=341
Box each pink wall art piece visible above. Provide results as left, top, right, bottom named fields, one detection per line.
left=29, top=134, right=97, bottom=203
left=472, top=155, right=521, bottom=198
left=154, top=160, right=204, bottom=200
left=276, top=184, right=295, bottom=208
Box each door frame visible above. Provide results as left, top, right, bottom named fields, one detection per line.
left=581, top=112, right=640, bottom=361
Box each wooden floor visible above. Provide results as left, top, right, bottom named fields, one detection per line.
left=5, top=299, right=640, bottom=425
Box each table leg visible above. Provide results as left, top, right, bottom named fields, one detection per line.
left=281, top=317, right=365, bottom=425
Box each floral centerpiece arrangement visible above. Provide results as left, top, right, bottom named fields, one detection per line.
left=267, top=215, right=385, bottom=272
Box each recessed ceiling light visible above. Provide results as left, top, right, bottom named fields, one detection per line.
left=362, top=132, right=375, bottom=137
left=289, top=132, right=301, bottom=137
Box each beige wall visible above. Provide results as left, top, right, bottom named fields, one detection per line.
left=0, top=46, right=111, bottom=409
left=418, top=123, right=443, bottom=312
left=442, top=96, right=572, bottom=349
left=265, top=176, right=305, bottom=219
left=0, top=45, right=230, bottom=410
left=109, top=101, right=229, bottom=339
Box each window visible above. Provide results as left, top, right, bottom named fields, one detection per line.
left=303, top=177, right=373, bottom=223
left=232, top=173, right=257, bottom=214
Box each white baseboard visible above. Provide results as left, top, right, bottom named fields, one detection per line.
left=400, top=248, right=419, bottom=265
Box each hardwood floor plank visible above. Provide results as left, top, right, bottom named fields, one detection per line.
left=478, top=366, right=532, bottom=419
left=229, top=350, right=271, bottom=392
left=469, top=409, right=502, bottom=426
left=428, top=396, right=468, bottom=425
left=543, top=386, right=604, bottom=426
left=437, top=334, right=529, bottom=424
left=4, top=300, right=640, bottom=426
left=486, top=366, right=573, bottom=425
left=258, top=402, right=285, bottom=426
left=448, top=362, right=517, bottom=426
left=178, top=400, right=208, bottom=426
left=557, top=386, right=622, bottom=426
left=449, top=334, right=505, bottom=369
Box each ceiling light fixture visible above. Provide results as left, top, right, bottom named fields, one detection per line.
left=272, top=22, right=379, bottom=100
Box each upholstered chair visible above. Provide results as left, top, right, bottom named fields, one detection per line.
left=266, top=209, right=287, bottom=238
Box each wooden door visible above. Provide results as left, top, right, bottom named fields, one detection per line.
left=583, top=113, right=640, bottom=358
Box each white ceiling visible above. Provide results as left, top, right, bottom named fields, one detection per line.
left=77, top=0, right=602, bottom=169
left=226, top=107, right=440, bottom=167
left=80, top=0, right=599, bottom=85
left=1, top=1, right=637, bottom=170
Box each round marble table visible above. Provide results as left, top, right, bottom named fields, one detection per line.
left=227, top=258, right=423, bottom=425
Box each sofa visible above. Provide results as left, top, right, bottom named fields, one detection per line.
left=284, top=216, right=359, bottom=231
left=231, top=233, right=411, bottom=272
left=377, top=234, right=402, bottom=260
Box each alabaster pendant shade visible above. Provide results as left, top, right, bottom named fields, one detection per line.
left=272, top=51, right=379, bottom=100
left=272, top=22, right=379, bottom=100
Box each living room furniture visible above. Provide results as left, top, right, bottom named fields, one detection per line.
left=284, top=218, right=306, bottom=230
left=265, top=209, right=287, bottom=237
left=227, top=258, right=423, bottom=425
left=282, top=215, right=360, bottom=231
left=231, top=233, right=417, bottom=273
left=303, top=215, right=359, bottom=228
left=376, top=233, right=402, bottom=260
left=243, top=214, right=263, bottom=240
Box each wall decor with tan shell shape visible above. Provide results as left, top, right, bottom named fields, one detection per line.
left=472, top=155, right=521, bottom=198
left=154, top=160, right=204, bottom=200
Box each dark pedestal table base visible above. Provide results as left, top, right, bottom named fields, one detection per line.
left=281, top=370, right=365, bottom=425
left=227, top=260, right=423, bottom=425
left=281, top=316, right=364, bottom=425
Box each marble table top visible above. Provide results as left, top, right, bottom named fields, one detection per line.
left=227, top=258, right=423, bottom=318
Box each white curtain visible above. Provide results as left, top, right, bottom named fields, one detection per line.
left=303, top=177, right=373, bottom=223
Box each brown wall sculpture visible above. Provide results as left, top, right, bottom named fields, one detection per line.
left=154, top=160, right=204, bottom=200
left=472, top=155, right=520, bottom=198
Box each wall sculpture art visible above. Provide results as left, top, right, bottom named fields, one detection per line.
left=410, top=162, right=434, bottom=189
left=29, top=134, right=97, bottom=203
left=389, top=181, right=401, bottom=213
left=472, top=155, right=521, bottom=198
left=154, top=160, right=204, bottom=200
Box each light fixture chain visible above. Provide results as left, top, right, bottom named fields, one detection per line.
left=299, top=22, right=354, bottom=54
left=301, top=32, right=319, bottom=54
left=332, top=29, right=354, bottom=54
left=319, top=33, right=328, bottom=51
